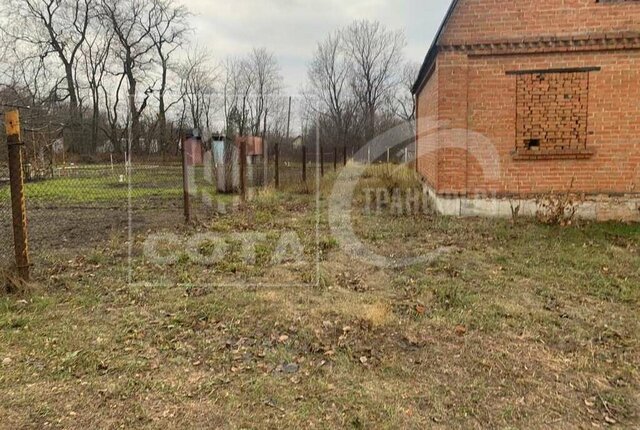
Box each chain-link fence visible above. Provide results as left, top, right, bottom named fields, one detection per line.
left=269, top=141, right=350, bottom=190
left=0, top=100, right=414, bottom=276
left=0, top=151, right=9, bottom=266
left=182, top=137, right=352, bottom=217
left=0, top=120, right=415, bottom=273
left=0, top=150, right=184, bottom=268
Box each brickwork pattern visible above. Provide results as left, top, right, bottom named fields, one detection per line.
left=516, top=72, right=589, bottom=153
left=416, top=0, right=640, bottom=200
left=440, top=0, right=640, bottom=47
left=416, top=64, right=439, bottom=189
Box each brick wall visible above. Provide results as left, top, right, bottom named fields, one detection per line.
left=441, top=0, right=640, bottom=46
left=465, top=50, right=640, bottom=196
left=416, top=64, right=438, bottom=189
left=416, top=0, right=640, bottom=198
left=515, top=71, right=589, bottom=154
left=436, top=52, right=469, bottom=195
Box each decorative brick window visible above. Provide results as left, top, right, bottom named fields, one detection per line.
left=508, top=67, right=599, bottom=160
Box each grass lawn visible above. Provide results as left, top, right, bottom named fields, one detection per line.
left=0, top=167, right=638, bottom=429
left=0, top=165, right=217, bottom=206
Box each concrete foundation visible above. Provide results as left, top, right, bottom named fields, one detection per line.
left=424, top=185, right=640, bottom=222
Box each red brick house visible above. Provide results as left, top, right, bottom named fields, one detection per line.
left=412, top=0, right=640, bottom=221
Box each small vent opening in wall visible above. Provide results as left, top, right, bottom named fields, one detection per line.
left=526, top=139, right=541, bottom=150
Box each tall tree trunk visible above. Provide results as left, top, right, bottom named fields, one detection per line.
left=127, top=75, right=139, bottom=155
left=158, top=58, right=168, bottom=156
left=65, top=62, right=82, bottom=153
left=91, top=90, right=99, bottom=153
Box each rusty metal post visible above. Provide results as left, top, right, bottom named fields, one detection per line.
left=302, top=145, right=307, bottom=183
left=239, top=138, right=247, bottom=200
left=274, top=142, right=280, bottom=189
left=5, top=110, right=30, bottom=281
left=181, top=134, right=191, bottom=223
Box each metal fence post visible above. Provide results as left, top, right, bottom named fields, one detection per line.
left=320, top=144, right=324, bottom=177
left=240, top=138, right=247, bottom=200
left=334, top=147, right=337, bottom=171
left=5, top=110, right=30, bottom=281
left=343, top=145, right=347, bottom=166
left=181, top=134, right=191, bottom=223
left=274, top=142, right=280, bottom=189
left=302, top=145, right=307, bottom=183
left=263, top=139, right=269, bottom=187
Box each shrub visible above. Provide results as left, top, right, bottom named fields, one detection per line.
left=535, top=178, right=583, bottom=226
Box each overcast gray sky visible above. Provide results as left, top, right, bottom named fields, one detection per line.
left=181, top=0, right=452, bottom=93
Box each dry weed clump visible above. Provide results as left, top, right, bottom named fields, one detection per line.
left=362, top=163, right=422, bottom=193
left=1, top=267, right=32, bottom=295
left=535, top=178, right=584, bottom=226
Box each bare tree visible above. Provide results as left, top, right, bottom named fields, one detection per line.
left=179, top=48, right=218, bottom=135
left=246, top=48, right=282, bottom=136
left=100, top=72, right=126, bottom=153
left=2, top=47, right=50, bottom=108
left=236, top=59, right=255, bottom=137
left=3, top=0, right=93, bottom=151
left=393, top=61, right=419, bottom=126
left=222, top=57, right=243, bottom=137
left=82, top=23, right=113, bottom=152
left=149, top=0, right=190, bottom=153
left=305, top=31, right=357, bottom=148
left=100, top=0, right=158, bottom=153
left=342, top=20, right=406, bottom=141
left=223, top=52, right=279, bottom=138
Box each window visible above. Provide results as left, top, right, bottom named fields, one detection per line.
left=507, top=67, right=599, bottom=159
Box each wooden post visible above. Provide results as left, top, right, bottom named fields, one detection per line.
left=302, top=143, right=307, bottom=183
left=343, top=145, right=347, bottom=166
left=302, top=145, right=307, bottom=182
left=334, top=147, right=337, bottom=171
left=386, top=148, right=390, bottom=163
left=320, top=144, right=324, bottom=177
left=283, top=96, right=291, bottom=189
left=285, top=96, right=292, bottom=142
left=262, top=107, right=268, bottom=187
left=263, top=140, right=269, bottom=186
left=274, top=142, right=280, bottom=189
left=181, top=134, right=191, bottom=223
left=5, top=110, right=30, bottom=281
left=239, top=138, right=247, bottom=200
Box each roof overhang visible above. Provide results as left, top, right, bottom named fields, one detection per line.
left=411, top=0, right=461, bottom=95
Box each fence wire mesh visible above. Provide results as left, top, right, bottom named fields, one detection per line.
left=1, top=142, right=412, bottom=260
left=182, top=139, right=342, bottom=218
left=0, top=151, right=185, bottom=268
left=0, top=122, right=415, bottom=271
left=0, top=158, right=9, bottom=266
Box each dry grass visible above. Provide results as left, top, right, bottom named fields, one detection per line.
left=0, top=268, right=35, bottom=296
left=0, top=165, right=638, bottom=429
